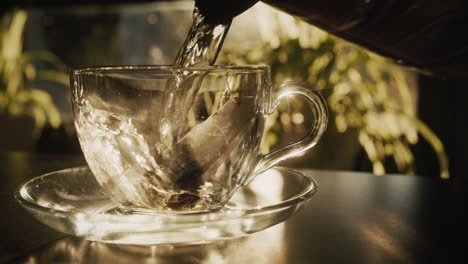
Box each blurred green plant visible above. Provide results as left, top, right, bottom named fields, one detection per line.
left=219, top=5, right=449, bottom=178
left=1, top=10, right=69, bottom=133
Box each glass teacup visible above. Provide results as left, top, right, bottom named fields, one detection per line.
left=71, top=65, right=327, bottom=213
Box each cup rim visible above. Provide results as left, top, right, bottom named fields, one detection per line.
left=72, top=65, right=270, bottom=75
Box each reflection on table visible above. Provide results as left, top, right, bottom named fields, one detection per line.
left=19, top=224, right=286, bottom=264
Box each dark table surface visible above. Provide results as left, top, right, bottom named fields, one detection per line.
left=0, top=151, right=464, bottom=263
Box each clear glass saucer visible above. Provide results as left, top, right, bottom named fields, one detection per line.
left=16, top=167, right=317, bottom=245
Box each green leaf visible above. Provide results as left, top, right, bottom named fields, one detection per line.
left=36, top=70, right=70, bottom=86
left=31, top=106, right=47, bottom=132
left=22, top=51, right=67, bottom=71
left=29, top=88, right=62, bottom=128
left=2, top=10, right=27, bottom=62
left=6, top=68, right=22, bottom=96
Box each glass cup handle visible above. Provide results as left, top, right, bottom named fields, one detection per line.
left=254, top=81, right=328, bottom=177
